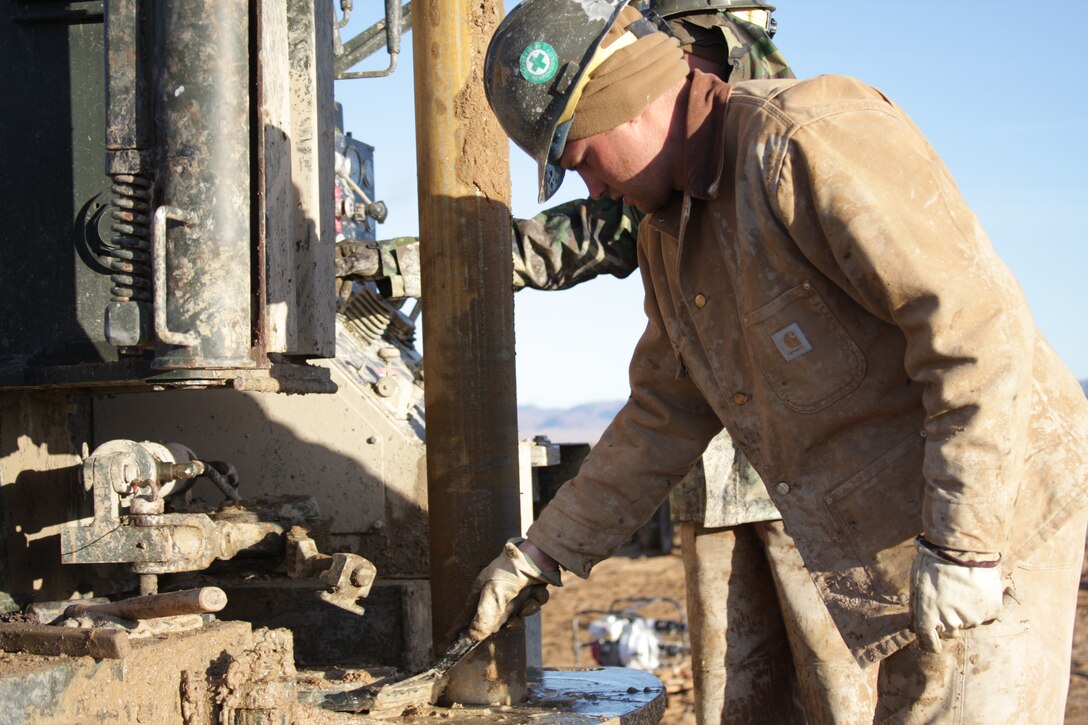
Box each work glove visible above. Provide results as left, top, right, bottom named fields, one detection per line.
left=334, top=239, right=381, bottom=278
left=909, top=536, right=1005, bottom=654
left=467, top=538, right=562, bottom=642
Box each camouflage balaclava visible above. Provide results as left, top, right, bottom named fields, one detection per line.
left=564, top=4, right=793, bottom=145
left=565, top=6, right=690, bottom=142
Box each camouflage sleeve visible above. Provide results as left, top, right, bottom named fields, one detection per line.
left=335, top=236, right=421, bottom=299
left=511, top=196, right=644, bottom=291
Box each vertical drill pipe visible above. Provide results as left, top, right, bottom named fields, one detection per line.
left=412, top=0, right=524, bottom=705
left=151, top=0, right=253, bottom=369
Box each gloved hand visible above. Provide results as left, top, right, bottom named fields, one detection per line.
left=468, top=538, right=562, bottom=641
left=909, top=536, right=1005, bottom=654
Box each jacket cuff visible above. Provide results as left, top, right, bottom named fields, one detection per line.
left=527, top=510, right=618, bottom=579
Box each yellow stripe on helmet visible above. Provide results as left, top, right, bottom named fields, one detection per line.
left=557, top=30, right=639, bottom=126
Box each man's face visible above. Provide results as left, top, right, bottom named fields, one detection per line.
left=559, top=117, right=675, bottom=214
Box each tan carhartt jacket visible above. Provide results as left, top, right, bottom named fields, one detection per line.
left=528, top=72, right=1088, bottom=664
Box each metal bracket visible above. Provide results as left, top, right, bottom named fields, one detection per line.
left=317, top=553, right=377, bottom=616
left=286, top=528, right=377, bottom=617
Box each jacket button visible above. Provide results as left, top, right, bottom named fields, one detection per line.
left=732, top=392, right=750, bottom=405
left=694, top=293, right=707, bottom=308
left=776, top=481, right=790, bottom=495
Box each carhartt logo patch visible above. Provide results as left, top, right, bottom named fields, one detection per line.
left=771, top=323, right=812, bottom=362
left=520, top=42, right=558, bottom=84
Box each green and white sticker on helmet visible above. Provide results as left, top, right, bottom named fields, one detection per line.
left=519, top=41, right=559, bottom=84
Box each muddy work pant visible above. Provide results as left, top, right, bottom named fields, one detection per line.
left=873, top=506, right=1088, bottom=724
left=680, top=519, right=877, bottom=725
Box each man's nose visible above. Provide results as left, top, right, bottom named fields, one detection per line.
left=579, top=172, right=607, bottom=200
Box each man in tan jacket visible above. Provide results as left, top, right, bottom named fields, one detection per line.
left=473, top=1, right=1088, bottom=721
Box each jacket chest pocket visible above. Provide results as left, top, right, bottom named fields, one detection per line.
left=743, top=282, right=865, bottom=413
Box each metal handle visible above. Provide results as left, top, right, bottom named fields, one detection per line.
left=152, top=205, right=199, bottom=346
left=336, top=1, right=405, bottom=79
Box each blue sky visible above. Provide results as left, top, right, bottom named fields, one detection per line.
left=337, top=2, right=1088, bottom=408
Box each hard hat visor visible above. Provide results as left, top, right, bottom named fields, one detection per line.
left=542, top=118, right=574, bottom=202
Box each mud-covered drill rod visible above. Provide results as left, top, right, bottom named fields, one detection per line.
left=64, top=586, right=227, bottom=621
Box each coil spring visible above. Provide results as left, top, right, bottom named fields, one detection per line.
left=106, top=174, right=153, bottom=303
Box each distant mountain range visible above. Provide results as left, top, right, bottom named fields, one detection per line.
left=521, top=380, right=1088, bottom=444
left=518, top=400, right=623, bottom=444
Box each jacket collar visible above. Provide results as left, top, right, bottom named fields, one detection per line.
left=646, top=70, right=731, bottom=241
left=684, top=70, right=732, bottom=201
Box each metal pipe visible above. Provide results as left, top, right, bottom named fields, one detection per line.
left=65, top=586, right=227, bottom=620
left=337, top=0, right=401, bottom=79
left=334, top=1, right=412, bottom=78
left=151, top=0, right=253, bottom=370
left=411, top=0, right=525, bottom=706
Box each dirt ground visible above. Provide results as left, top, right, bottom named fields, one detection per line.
left=539, top=544, right=1088, bottom=724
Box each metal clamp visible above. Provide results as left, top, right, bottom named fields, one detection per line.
left=152, top=205, right=198, bottom=346
left=317, top=553, right=377, bottom=616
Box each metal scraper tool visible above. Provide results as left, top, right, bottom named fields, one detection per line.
left=306, top=630, right=479, bottom=716
left=308, top=584, right=545, bottom=716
